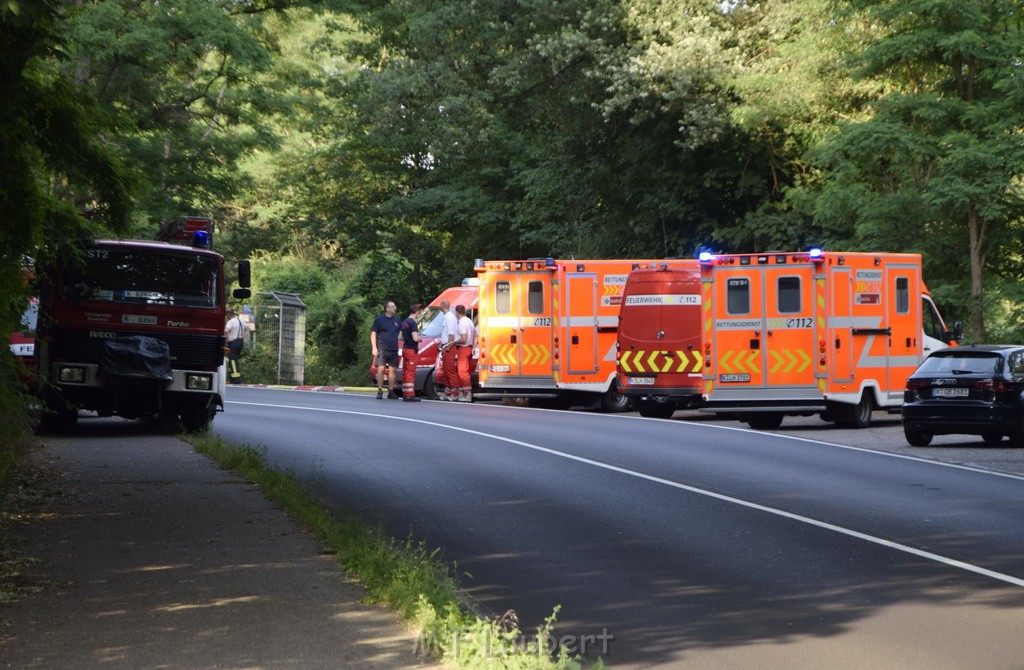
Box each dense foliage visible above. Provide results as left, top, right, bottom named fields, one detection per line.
left=2, top=0, right=1024, bottom=395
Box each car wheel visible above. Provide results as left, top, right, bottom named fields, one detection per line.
left=982, top=433, right=1003, bottom=444
left=424, top=371, right=440, bottom=400
left=904, top=426, right=933, bottom=447
left=746, top=413, right=784, bottom=430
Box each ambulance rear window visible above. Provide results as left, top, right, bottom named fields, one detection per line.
left=528, top=281, right=544, bottom=314
left=496, top=281, right=511, bottom=313
left=727, top=278, right=749, bottom=314
left=777, top=276, right=801, bottom=314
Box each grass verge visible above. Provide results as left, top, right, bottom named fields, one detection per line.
left=184, top=433, right=606, bottom=669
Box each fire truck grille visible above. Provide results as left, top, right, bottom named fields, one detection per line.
left=51, top=328, right=223, bottom=369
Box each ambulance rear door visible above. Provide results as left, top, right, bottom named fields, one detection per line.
left=710, top=257, right=818, bottom=391
left=763, top=260, right=818, bottom=389
left=487, top=270, right=553, bottom=378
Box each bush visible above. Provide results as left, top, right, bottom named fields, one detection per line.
left=0, top=357, right=35, bottom=496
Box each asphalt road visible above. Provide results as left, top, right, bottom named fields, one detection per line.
left=213, top=387, right=1024, bottom=669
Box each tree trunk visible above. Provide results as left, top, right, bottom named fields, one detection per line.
left=967, top=204, right=986, bottom=342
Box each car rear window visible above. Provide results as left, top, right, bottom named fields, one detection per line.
left=917, top=352, right=1004, bottom=375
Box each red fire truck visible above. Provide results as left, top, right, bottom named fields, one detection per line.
left=34, top=217, right=251, bottom=432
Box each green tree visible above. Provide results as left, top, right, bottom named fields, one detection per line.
left=1, top=0, right=133, bottom=480
left=815, top=0, right=1024, bottom=340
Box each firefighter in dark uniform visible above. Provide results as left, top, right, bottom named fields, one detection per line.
left=400, top=303, right=424, bottom=401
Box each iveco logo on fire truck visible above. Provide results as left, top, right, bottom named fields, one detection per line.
left=89, top=330, right=117, bottom=339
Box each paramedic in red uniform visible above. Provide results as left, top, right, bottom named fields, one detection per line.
left=400, top=303, right=423, bottom=402
left=439, top=299, right=459, bottom=401
left=454, top=304, right=476, bottom=402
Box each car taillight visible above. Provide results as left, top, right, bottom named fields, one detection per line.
left=905, top=378, right=928, bottom=391
left=975, top=378, right=1017, bottom=393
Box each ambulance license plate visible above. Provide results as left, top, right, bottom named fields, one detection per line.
left=489, top=365, right=511, bottom=373
left=934, top=387, right=969, bottom=398
left=719, top=374, right=750, bottom=383
left=629, top=377, right=656, bottom=386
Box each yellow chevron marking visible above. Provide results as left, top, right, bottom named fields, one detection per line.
left=647, top=351, right=661, bottom=372
left=720, top=350, right=734, bottom=374
left=692, top=350, right=703, bottom=372
left=619, top=351, right=632, bottom=372
left=745, top=350, right=760, bottom=373
left=769, top=350, right=783, bottom=373
left=796, top=349, right=812, bottom=373
left=633, top=351, right=646, bottom=373
left=675, top=351, right=688, bottom=373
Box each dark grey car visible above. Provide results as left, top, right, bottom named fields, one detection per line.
left=902, top=345, right=1024, bottom=447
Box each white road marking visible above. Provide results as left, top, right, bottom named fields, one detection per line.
left=228, top=399, right=1024, bottom=589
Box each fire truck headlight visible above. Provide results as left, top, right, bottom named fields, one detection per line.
left=186, top=374, right=213, bottom=391
left=58, top=366, right=86, bottom=383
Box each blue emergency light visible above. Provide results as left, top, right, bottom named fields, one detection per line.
left=192, top=230, right=211, bottom=248
left=698, top=251, right=713, bottom=263
left=808, top=247, right=823, bottom=258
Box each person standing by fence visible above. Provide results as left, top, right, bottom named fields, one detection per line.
left=224, top=307, right=246, bottom=385
left=400, top=303, right=423, bottom=402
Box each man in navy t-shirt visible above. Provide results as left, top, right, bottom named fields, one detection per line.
left=370, top=301, right=402, bottom=399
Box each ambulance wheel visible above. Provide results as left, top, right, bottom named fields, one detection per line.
left=599, top=388, right=633, bottom=413
left=845, top=393, right=874, bottom=429
left=904, top=427, right=932, bottom=447
left=745, top=413, right=784, bottom=430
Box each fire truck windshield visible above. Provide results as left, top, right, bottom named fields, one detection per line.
left=63, top=248, right=220, bottom=308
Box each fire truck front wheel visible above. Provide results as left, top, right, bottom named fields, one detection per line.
left=180, top=400, right=216, bottom=433
left=39, top=391, right=78, bottom=433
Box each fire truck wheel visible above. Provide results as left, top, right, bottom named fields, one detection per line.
left=982, top=433, right=1004, bottom=444
left=39, top=393, right=78, bottom=433
left=904, top=426, right=932, bottom=447
left=745, top=413, right=784, bottom=430
left=599, top=388, right=633, bottom=413
left=180, top=401, right=215, bottom=433
left=638, top=406, right=675, bottom=420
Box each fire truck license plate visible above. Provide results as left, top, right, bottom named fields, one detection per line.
left=629, top=377, right=656, bottom=386
left=934, top=387, right=969, bottom=398
left=719, top=374, right=750, bottom=383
